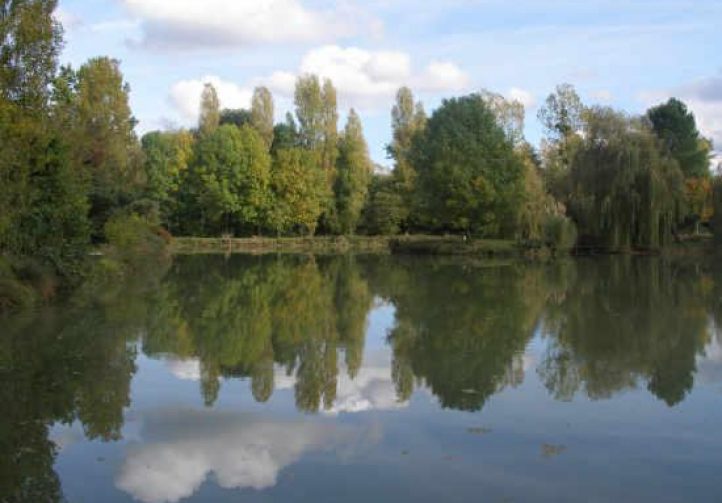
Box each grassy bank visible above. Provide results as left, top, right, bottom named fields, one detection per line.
left=171, top=235, right=549, bottom=259
left=171, top=236, right=393, bottom=255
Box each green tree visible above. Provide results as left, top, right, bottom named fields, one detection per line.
left=0, top=0, right=62, bottom=251
left=481, top=89, right=525, bottom=146
left=219, top=108, right=252, bottom=128
left=294, top=74, right=324, bottom=148
left=267, top=148, right=326, bottom=235
left=74, top=57, right=139, bottom=239
left=710, top=175, right=722, bottom=243
left=388, top=87, right=426, bottom=228
left=271, top=112, right=300, bottom=154
left=251, top=86, right=274, bottom=147
left=568, top=107, right=684, bottom=250
left=0, top=0, right=62, bottom=111
left=0, top=1, right=91, bottom=277
left=199, top=82, right=220, bottom=136
left=361, top=174, right=405, bottom=235
left=538, top=83, right=584, bottom=142
left=191, top=124, right=271, bottom=234
left=538, top=84, right=585, bottom=202
left=647, top=98, right=710, bottom=179
left=412, top=94, right=525, bottom=236
left=294, top=75, right=337, bottom=231
left=141, top=130, right=194, bottom=229
left=334, top=109, right=372, bottom=234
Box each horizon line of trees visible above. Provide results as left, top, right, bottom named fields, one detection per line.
left=0, top=1, right=719, bottom=295
left=141, top=79, right=716, bottom=251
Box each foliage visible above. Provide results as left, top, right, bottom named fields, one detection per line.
left=684, top=176, right=713, bottom=233
left=293, top=75, right=338, bottom=231
left=271, top=112, right=300, bottom=154
left=711, top=175, right=722, bottom=242
left=74, top=57, right=140, bottom=239
left=219, top=108, right=252, bottom=128
left=267, top=148, right=326, bottom=235
left=251, top=86, right=274, bottom=147
left=190, top=124, right=272, bottom=234
left=141, top=130, right=193, bottom=229
left=387, top=87, right=426, bottom=229
left=566, top=107, right=684, bottom=251
left=361, top=175, right=406, bottom=235
left=104, top=212, right=166, bottom=258
left=538, top=83, right=585, bottom=142
left=647, top=98, right=711, bottom=179
left=412, top=94, right=525, bottom=236
left=481, top=89, right=526, bottom=146
left=199, top=82, right=220, bottom=136
left=542, top=215, right=578, bottom=252
left=333, top=110, right=372, bottom=234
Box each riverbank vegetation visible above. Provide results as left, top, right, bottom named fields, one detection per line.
left=0, top=1, right=718, bottom=309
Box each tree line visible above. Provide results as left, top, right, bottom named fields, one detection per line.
left=0, top=1, right=718, bottom=297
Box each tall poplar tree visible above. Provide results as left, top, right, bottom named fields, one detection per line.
left=251, top=86, right=274, bottom=148
left=335, top=109, right=372, bottom=234
left=199, top=83, right=220, bottom=136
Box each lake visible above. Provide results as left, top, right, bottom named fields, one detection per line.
left=3, top=254, right=722, bottom=502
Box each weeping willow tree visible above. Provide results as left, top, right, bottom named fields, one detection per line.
left=567, top=107, right=684, bottom=251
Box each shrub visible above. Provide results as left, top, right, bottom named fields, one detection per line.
left=543, top=215, right=578, bottom=253
left=104, top=213, right=167, bottom=258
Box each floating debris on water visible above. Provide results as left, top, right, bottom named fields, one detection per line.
left=541, top=444, right=567, bottom=458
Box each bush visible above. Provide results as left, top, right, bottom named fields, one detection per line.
left=104, top=213, right=167, bottom=258
left=543, top=215, right=578, bottom=253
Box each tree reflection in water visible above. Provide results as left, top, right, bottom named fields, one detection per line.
left=2, top=253, right=722, bottom=502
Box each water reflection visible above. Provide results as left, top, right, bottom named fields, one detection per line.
left=116, top=410, right=361, bottom=503
left=538, top=258, right=711, bottom=406
left=3, top=254, right=722, bottom=501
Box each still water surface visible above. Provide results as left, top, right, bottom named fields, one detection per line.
left=3, top=254, right=722, bottom=502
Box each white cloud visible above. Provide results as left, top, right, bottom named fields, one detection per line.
left=508, top=87, right=536, bottom=109
left=274, top=360, right=409, bottom=415
left=327, top=365, right=408, bottom=414
left=265, top=45, right=470, bottom=108
left=416, top=61, right=470, bottom=93
left=169, top=75, right=252, bottom=123
left=165, top=358, right=201, bottom=381
left=120, top=0, right=371, bottom=50
left=115, top=410, right=355, bottom=503
left=169, top=45, right=470, bottom=122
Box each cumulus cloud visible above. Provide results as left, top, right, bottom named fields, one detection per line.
left=120, top=0, right=371, bottom=50
left=165, top=358, right=201, bottom=381
left=508, top=87, right=536, bottom=109
left=274, top=360, right=409, bottom=414
left=328, top=365, right=408, bottom=414
left=116, top=410, right=353, bottom=503
left=265, top=45, right=470, bottom=108
left=169, top=46, right=470, bottom=122
left=160, top=354, right=408, bottom=414
left=169, top=75, right=252, bottom=123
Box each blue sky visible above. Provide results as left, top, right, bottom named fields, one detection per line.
left=56, top=0, right=722, bottom=166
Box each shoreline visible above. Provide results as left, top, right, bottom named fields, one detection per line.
left=170, top=235, right=550, bottom=259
